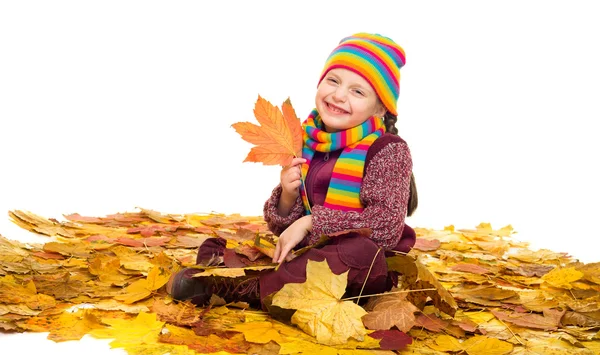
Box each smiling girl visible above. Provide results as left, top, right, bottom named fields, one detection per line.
left=167, top=33, right=418, bottom=309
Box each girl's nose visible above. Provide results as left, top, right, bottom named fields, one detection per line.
left=333, top=87, right=347, bottom=102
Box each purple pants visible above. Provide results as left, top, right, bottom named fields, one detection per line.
left=195, top=225, right=416, bottom=307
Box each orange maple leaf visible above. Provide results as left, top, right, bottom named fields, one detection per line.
left=232, top=95, right=303, bottom=166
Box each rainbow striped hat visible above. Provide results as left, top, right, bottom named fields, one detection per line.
left=318, top=33, right=406, bottom=116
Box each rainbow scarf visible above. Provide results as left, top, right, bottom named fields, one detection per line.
left=300, top=109, right=386, bottom=213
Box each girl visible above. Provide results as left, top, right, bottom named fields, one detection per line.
left=167, top=32, right=417, bottom=309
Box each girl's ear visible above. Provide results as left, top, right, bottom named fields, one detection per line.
left=375, top=103, right=387, bottom=118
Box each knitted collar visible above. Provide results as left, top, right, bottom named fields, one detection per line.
left=300, top=109, right=385, bottom=213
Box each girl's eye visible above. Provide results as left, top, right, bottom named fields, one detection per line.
left=327, top=77, right=338, bottom=84
left=354, top=89, right=365, bottom=96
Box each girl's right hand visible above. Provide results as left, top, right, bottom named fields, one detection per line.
left=280, top=157, right=306, bottom=199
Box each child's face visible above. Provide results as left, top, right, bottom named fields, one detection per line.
left=315, top=68, right=386, bottom=133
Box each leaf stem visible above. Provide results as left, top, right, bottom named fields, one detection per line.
left=341, top=288, right=437, bottom=301
left=294, top=153, right=312, bottom=215
left=355, top=248, right=382, bottom=304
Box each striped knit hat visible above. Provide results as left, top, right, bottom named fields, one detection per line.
left=318, top=33, right=406, bottom=116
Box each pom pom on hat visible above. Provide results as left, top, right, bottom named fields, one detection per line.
left=318, top=33, right=406, bottom=116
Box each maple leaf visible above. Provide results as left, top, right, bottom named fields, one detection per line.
left=542, top=266, right=584, bottom=289
left=192, top=265, right=274, bottom=278
left=88, top=254, right=130, bottom=286
left=271, top=259, right=368, bottom=345
left=150, top=299, right=201, bottom=326
left=89, top=312, right=165, bottom=348
left=230, top=320, right=285, bottom=344
left=232, top=95, right=303, bottom=166
left=428, top=334, right=514, bottom=355
left=114, top=266, right=170, bottom=304
left=17, top=310, right=105, bottom=342
left=362, top=288, right=419, bottom=332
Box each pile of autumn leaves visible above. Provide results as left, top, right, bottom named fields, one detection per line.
left=1, top=208, right=599, bottom=354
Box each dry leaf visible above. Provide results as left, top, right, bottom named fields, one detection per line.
left=362, top=289, right=419, bottom=332
left=89, top=312, right=165, bottom=348
left=114, top=266, right=170, bottom=304
left=272, top=259, right=368, bottom=345
left=387, top=255, right=457, bottom=316
left=17, top=310, right=104, bottom=342
left=232, top=95, right=303, bottom=166
left=3, top=209, right=600, bottom=353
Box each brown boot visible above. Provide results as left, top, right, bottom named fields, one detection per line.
left=166, top=268, right=213, bottom=305
left=166, top=268, right=261, bottom=307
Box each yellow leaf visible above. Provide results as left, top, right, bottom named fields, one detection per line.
left=461, top=335, right=513, bottom=355
left=93, top=300, right=150, bottom=313
left=576, top=262, right=600, bottom=284
left=0, top=276, right=56, bottom=310
left=428, top=334, right=464, bottom=352
left=89, top=254, right=130, bottom=286
left=114, top=266, right=170, bottom=304
left=230, top=321, right=285, bottom=344
left=581, top=341, right=600, bottom=354
left=428, top=334, right=513, bottom=355
left=232, top=95, right=302, bottom=166
left=0, top=304, right=40, bottom=316
left=146, top=266, right=170, bottom=290
left=18, top=310, right=105, bottom=342
left=511, top=337, right=598, bottom=354
left=272, top=260, right=368, bottom=345
left=89, top=312, right=164, bottom=348
left=342, top=334, right=383, bottom=350
left=192, top=265, right=275, bottom=278
left=542, top=267, right=584, bottom=289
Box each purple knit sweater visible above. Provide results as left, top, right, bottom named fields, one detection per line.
left=263, top=133, right=412, bottom=250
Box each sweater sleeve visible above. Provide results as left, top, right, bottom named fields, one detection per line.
left=263, top=184, right=305, bottom=236
left=308, top=141, right=412, bottom=250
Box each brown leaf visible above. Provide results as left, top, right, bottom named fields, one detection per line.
left=414, top=313, right=449, bottom=332
left=362, top=289, right=419, bottom=332
left=234, top=244, right=265, bottom=261
left=491, top=308, right=566, bottom=331
left=387, top=255, right=458, bottom=317
left=223, top=248, right=247, bottom=268
left=413, top=238, right=441, bottom=251
left=170, top=234, right=212, bottom=249
left=450, top=262, right=492, bottom=274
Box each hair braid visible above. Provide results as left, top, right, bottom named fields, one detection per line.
left=384, top=112, right=418, bottom=217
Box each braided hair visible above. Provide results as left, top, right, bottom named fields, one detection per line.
left=384, top=112, right=418, bottom=217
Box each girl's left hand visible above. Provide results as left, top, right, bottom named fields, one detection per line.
left=273, top=215, right=313, bottom=264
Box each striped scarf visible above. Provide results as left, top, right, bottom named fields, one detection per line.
left=300, top=109, right=386, bottom=213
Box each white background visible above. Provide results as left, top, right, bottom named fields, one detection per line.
left=1, top=1, right=599, bottom=354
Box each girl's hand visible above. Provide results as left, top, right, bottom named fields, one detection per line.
left=280, top=157, right=306, bottom=199
left=277, top=157, right=306, bottom=216
left=273, top=215, right=312, bottom=264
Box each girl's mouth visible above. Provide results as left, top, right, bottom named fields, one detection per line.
left=325, top=102, right=349, bottom=114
